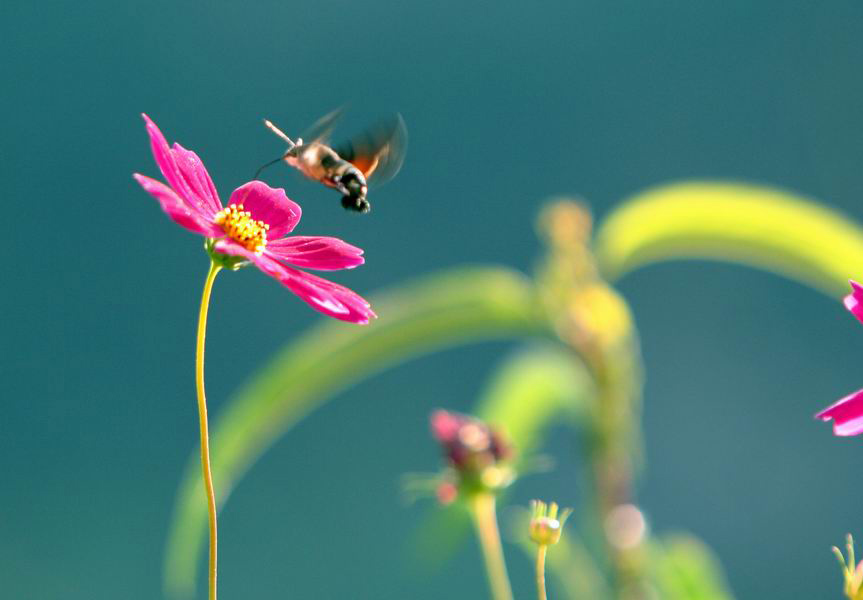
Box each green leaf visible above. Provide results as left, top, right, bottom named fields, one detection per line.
left=476, top=344, right=597, bottom=457
left=407, top=501, right=473, bottom=571
left=164, top=266, right=550, bottom=598
left=650, top=534, right=735, bottom=600
left=595, top=181, right=863, bottom=296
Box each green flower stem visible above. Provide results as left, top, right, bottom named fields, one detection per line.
left=470, top=493, right=514, bottom=600
left=536, top=544, right=548, bottom=600
left=195, top=261, right=222, bottom=600
left=587, top=351, right=644, bottom=596
left=165, top=266, right=546, bottom=599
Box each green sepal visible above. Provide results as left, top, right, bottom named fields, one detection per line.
left=204, top=238, right=250, bottom=271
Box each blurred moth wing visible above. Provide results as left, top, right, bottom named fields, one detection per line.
left=300, top=106, right=347, bottom=145
left=333, top=113, right=407, bottom=186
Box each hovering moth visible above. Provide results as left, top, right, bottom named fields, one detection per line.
left=255, top=108, right=407, bottom=213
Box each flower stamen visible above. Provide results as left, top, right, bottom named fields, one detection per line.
left=213, top=203, right=270, bottom=254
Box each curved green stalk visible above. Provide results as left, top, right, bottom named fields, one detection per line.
left=164, top=266, right=549, bottom=598
left=595, top=181, right=863, bottom=296
left=476, top=345, right=597, bottom=457
left=194, top=262, right=221, bottom=600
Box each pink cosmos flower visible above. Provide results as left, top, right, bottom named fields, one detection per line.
left=133, top=114, right=375, bottom=324
left=817, top=281, right=863, bottom=435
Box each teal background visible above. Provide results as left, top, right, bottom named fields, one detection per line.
left=3, top=1, right=863, bottom=598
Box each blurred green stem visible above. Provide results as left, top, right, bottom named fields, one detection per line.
left=196, top=261, right=221, bottom=600
left=470, top=493, right=513, bottom=600
left=588, top=356, right=643, bottom=598
left=536, top=544, right=548, bottom=600
left=535, top=200, right=645, bottom=597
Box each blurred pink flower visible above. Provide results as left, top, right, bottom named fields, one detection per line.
left=845, top=280, right=863, bottom=325
left=429, top=410, right=514, bottom=497
left=430, top=410, right=511, bottom=471
left=817, top=281, right=863, bottom=436
left=133, top=114, right=375, bottom=324
left=818, top=390, right=863, bottom=437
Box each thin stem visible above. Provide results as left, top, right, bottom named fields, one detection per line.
left=196, top=261, right=222, bottom=600
left=536, top=544, right=548, bottom=600
left=469, top=493, right=514, bottom=600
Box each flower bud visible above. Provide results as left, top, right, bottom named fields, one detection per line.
left=430, top=410, right=514, bottom=497
left=529, top=500, right=572, bottom=546
left=833, top=534, right=863, bottom=599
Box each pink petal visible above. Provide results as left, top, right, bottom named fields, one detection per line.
left=265, top=236, right=365, bottom=270
left=845, top=280, right=863, bottom=326
left=430, top=410, right=463, bottom=444
left=228, top=182, right=301, bottom=239
left=213, top=240, right=375, bottom=324
left=171, top=142, right=222, bottom=217
left=133, top=174, right=222, bottom=237
left=141, top=114, right=218, bottom=220
left=816, top=388, right=863, bottom=436
left=275, top=266, right=376, bottom=324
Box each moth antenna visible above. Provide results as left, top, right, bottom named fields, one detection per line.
left=263, top=119, right=296, bottom=148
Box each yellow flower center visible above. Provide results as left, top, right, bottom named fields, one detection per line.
left=213, top=203, right=269, bottom=254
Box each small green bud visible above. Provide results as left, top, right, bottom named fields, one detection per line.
left=833, top=534, right=863, bottom=599
left=529, top=500, right=572, bottom=546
